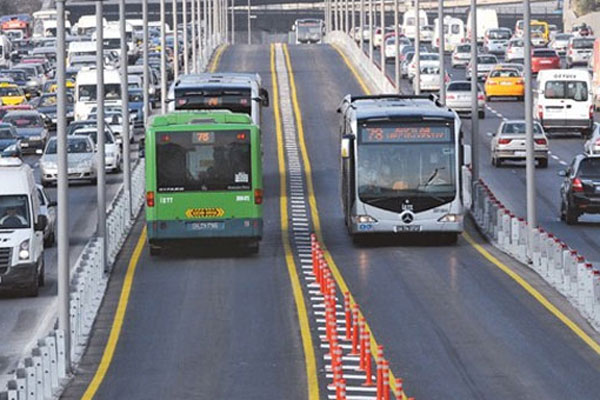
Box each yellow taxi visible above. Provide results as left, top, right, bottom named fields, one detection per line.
left=484, top=68, right=524, bottom=101
left=47, top=80, right=75, bottom=93
left=0, top=83, right=27, bottom=106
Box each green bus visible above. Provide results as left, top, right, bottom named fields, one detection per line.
left=145, top=110, right=263, bottom=255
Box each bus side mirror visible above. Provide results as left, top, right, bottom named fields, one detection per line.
left=341, top=136, right=353, bottom=159
left=259, top=88, right=269, bottom=107
left=463, top=144, right=472, bottom=165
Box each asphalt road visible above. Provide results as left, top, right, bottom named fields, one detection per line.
left=286, top=43, right=600, bottom=399
left=0, top=149, right=129, bottom=382
left=60, top=45, right=308, bottom=399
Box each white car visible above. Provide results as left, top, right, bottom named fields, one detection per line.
left=451, top=44, right=471, bottom=68
left=413, top=65, right=448, bottom=92
left=490, top=120, right=549, bottom=168
left=531, top=32, right=547, bottom=47
left=566, top=36, right=594, bottom=68
left=445, top=80, right=486, bottom=118
left=384, top=36, right=411, bottom=61
left=40, top=136, right=97, bottom=186
left=584, top=123, right=600, bottom=155
left=36, top=184, right=56, bottom=247
left=420, top=25, right=434, bottom=42
left=550, top=33, right=573, bottom=56
left=69, top=127, right=122, bottom=173
left=408, top=53, right=440, bottom=79
left=466, top=54, right=498, bottom=81
left=484, top=28, right=511, bottom=54
left=505, top=38, right=525, bottom=62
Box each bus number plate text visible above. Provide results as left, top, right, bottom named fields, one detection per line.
left=187, top=222, right=225, bottom=231
left=394, top=225, right=421, bottom=232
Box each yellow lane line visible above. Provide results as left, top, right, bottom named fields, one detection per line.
left=330, top=44, right=372, bottom=95
left=271, top=43, right=320, bottom=400
left=463, top=231, right=600, bottom=355
left=208, top=45, right=227, bottom=73
left=81, top=227, right=147, bottom=400
left=282, top=44, right=407, bottom=399
left=333, top=39, right=600, bottom=362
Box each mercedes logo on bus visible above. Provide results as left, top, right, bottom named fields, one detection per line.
left=400, top=211, right=414, bottom=224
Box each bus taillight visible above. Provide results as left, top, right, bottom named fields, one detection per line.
left=146, top=191, right=155, bottom=207
left=254, top=189, right=263, bottom=204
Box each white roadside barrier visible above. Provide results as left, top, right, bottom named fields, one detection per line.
left=329, top=29, right=600, bottom=333
left=0, top=38, right=224, bottom=400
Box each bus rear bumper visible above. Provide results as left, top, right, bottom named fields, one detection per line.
left=350, top=218, right=463, bottom=235
left=147, top=218, right=263, bottom=243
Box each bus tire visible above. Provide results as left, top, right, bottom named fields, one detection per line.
left=248, top=242, right=260, bottom=255
left=149, top=245, right=162, bottom=256
left=444, top=233, right=458, bottom=245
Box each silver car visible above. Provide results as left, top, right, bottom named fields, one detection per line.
left=566, top=37, right=594, bottom=68
left=484, top=28, right=511, bottom=54
left=451, top=44, right=472, bottom=68
left=505, top=39, right=525, bottom=62
left=584, top=123, right=600, bottom=155
left=466, top=54, right=498, bottom=81
left=36, top=184, right=56, bottom=246
left=550, top=33, right=573, bottom=56
left=40, top=135, right=97, bottom=186
left=446, top=80, right=485, bottom=118
left=490, top=120, right=549, bottom=168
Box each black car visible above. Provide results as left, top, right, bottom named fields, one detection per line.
left=560, top=154, right=600, bottom=224
left=30, top=93, right=75, bottom=128
left=0, top=122, right=21, bottom=157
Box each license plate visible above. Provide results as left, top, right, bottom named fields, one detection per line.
left=501, top=82, right=512, bottom=85
left=596, top=186, right=600, bottom=193
left=188, top=221, right=225, bottom=231
left=540, top=60, right=552, bottom=64
left=21, top=143, right=28, bottom=147
left=514, top=151, right=526, bottom=157
left=394, top=225, right=421, bottom=232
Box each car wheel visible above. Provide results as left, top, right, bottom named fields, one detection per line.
left=479, top=110, right=485, bottom=119
left=91, top=178, right=98, bottom=185
left=247, top=242, right=260, bottom=255
left=565, top=206, right=579, bottom=225
left=560, top=201, right=566, bottom=221
left=45, top=231, right=55, bottom=247
left=443, top=232, right=458, bottom=245
left=538, top=158, right=548, bottom=168
left=38, top=259, right=45, bottom=287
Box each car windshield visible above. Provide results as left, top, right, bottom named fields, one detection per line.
left=545, top=81, right=588, bottom=101
left=448, top=82, right=478, bottom=91
left=479, top=56, right=497, bottom=64
left=533, top=50, right=557, bottom=57
left=456, top=45, right=470, bottom=53
left=420, top=54, right=439, bottom=61
left=73, top=129, right=113, bottom=144
left=129, top=92, right=143, bottom=102
left=556, top=34, right=572, bottom=41
left=3, top=70, right=28, bottom=81
left=0, top=127, right=14, bottom=139
left=488, top=29, right=511, bottom=39
left=501, top=122, right=543, bottom=135
left=45, top=137, right=92, bottom=154
left=0, top=195, right=30, bottom=229
left=510, top=40, right=524, bottom=47
left=573, top=38, right=594, bottom=49
left=0, top=86, right=22, bottom=96
left=39, top=95, right=58, bottom=107
left=78, top=84, right=122, bottom=101
left=490, top=69, right=520, bottom=78
left=3, top=114, right=42, bottom=128
left=578, top=158, right=600, bottom=179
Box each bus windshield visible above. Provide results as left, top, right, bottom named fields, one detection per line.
left=78, top=84, right=122, bottom=101
left=175, top=87, right=251, bottom=115
left=297, top=22, right=322, bottom=38
left=357, top=123, right=456, bottom=213
left=156, top=130, right=252, bottom=192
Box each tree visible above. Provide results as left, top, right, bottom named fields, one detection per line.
left=0, top=0, right=42, bottom=14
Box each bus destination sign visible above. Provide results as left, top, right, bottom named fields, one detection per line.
left=361, top=126, right=451, bottom=143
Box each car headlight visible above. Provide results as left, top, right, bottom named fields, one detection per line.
left=438, top=214, right=462, bottom=223
left=19, top=239, right=30, bottom=260
left=26, top=80, right=39, bottom=87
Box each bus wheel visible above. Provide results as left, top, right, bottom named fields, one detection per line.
left=248, top=242, right=260, bottom=255
left=149, top=245, right=162, bottom=256
left=443, top=233, right=458, bottom=245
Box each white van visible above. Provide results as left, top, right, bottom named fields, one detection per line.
left=42, top=19, right=71, bottom=37
left=402, top=9, right=428, bottom=40
left=76, top=15, right=105, bottom=36
left=0, top=158, right=46, bottom=296
left=0, top=35, right=11, bottom=68
left=74, top=68, right=122, bottom=121
left=433, top=16, right=465, bottom=52
left=535, top=69, right=594, bottom=137
left=466, top=9, right=498, bottom=43
left=67, top=41, right=96, bottom=67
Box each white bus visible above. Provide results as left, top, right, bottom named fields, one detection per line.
left=402, top=9, right=428, bottom=40
left=433, top=16, right=465, bottom=52
left=466, top=9, right=498, bottom=43
left=74, top=68, right=122, bottom=121
left=293, top=19, right=325, bottom=44
left=67, top=41, right=96, bottom=67
left=338, top=95, right=470, bottom=243
left=32, top=9, right=70, bottom=38
left=168, top=73, right=269, bottom=127
left=75, top=15, right=106, bottom=37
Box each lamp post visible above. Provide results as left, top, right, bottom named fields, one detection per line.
left=183, top=0, right=189, bottom=74
left=470, top=0, right=479, bottom=181
left=120, top=0, right=132, bottom=221
left=143, top=0, right=150, bottom=124
left=173, top=0, right=179, bottom=81
left=55, top=0, right=71, bottom=370
left=438, top=0, right=445, bottom=104
left=415, top=0, right=421, bottom=95
left=160, top=0, right=167, bottom=113
left=95, top=0, right=107, bottom=273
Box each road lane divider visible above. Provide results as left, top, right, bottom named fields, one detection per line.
left=280, top=43, right=410, bottom=399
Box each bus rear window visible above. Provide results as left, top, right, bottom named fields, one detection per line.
left=175, top=88, right=251, bottom=115
left=156, top=130, right=252, bottom=192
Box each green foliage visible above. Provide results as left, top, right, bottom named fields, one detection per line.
left=574, top=0, right=600, bottom=16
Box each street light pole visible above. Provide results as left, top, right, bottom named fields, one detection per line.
left=95, top=0, right=107, bottom=273
left=368, top=0, right=373, bottom=62
left=524, top=0, right=536, bottom=255
left=183, top=0, right=189, bottom=74
left=173, top=0, right=179, bottom=81
left=351, top=0, right=355, bottom=38
left=197, top=0, right=202, bottom=71
left=120, top=0, right=132, bottom=220
left=415, top=0, right=421, bottom=95
left=247, top=0, right=251, bottom=44
left=394, top=0, right=399, bottom=92
left=380, top=0, right=384, bottom=86
left=359, top=0, right=364, bottom=53
left=438, top=0, right=445, bottom=104
left=470, top=0, right=479, bottom=181
left=191, top=0, right=197, bottom=72
left=160, top=0, right=167, bottom=113
left=143, top=0, right=150, bottom=124
left=55, top=0, right=70, bottom=370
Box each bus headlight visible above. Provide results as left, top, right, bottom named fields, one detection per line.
left=354, top=215, right=377, bottom=224
left=19, top=239, right=30, bottom=260
left=438, top=214, right=461, bottom=223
